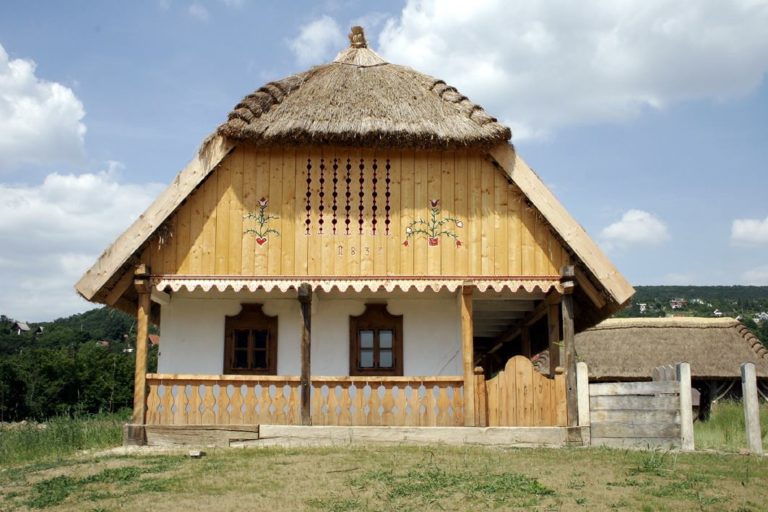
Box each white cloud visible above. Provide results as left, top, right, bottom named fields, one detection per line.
left=188, top=3, right=209, bottom=21
left=0, top=165, right=163, bottom=321
left=600, top=209, right=669, bottom=249
left=0, top=43, right=86, bottom=172
left=289, top=15, right=345, bottom=66
left=741, top=265, right=768, bottom=285
left=378, top=0, right=768, bottom=140
left=731, top=216, right=768, bottom=245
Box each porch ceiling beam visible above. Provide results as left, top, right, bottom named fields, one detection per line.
left=105, top=270, right=135, bottom=306
left=574, top=266, right=606, bottom=309
left=478, top=290, right=563, bottom=362
left=473, top=301, right=536, bottom=312
left=473, top=311, right=525, bottom=320
left=151, top=289, right=171, bottom=306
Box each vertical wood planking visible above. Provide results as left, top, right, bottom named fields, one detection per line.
left=347, top=150, right=362, bottom=275
left=400, top=150, right=415, bottom=275
left=440, top=151, right=455, bottom=274
left=508, top=190, right=522, bottom=275
left=515, top=356, right=533, bottom=426
left=201, top=168, right=223, bottom=274
left=467, top=154, right=482, bottom=275
left=372, top=152, right=387, bottom=276
left=294, top=151, right=309, bottom=275
left=494, top=170, right=508, bottom=275
left=214, top=161, right=231, bottom=274
left=228, top=148, right=244, bottom=275
left=306, top=148, right=321, bottom=275
left=240, top=147, right=257, bottom=275
left=413, top=151, right=428, bottom=275
left=161, top=213, right=177, bottom=274
left=360, top=149, right=375, bottom=275
left=320, top=149, right=336, bottom=276
left=281, top=148, right=296, bottom=275
left=175, top=199, right=192, bottom=273
left=386, top=151, right=401, bottom=276
left=133, top=147, right=577, bottom=279
left=267, top=147, right=284, bottom=275
left=187, top=186, right=204, bottom=274
left=521, top=199, right=535, bottom=275
left=480, top=159, right=494, bottom=275
left=426, top=150, right=442, bottom=275
left=252, top=149, right=270, bottom=275
left=454, top=150, right=469, bottom=275
left=534, top=214, right=548, bottom=275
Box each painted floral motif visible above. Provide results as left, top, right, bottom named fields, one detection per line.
left=244, top=197, right=280, bottom=246
left=403, top=199, right=463, bottom=247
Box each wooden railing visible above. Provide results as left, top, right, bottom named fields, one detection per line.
left=145, top=374, right=464, bottom=427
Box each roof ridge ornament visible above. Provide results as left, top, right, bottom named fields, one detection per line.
left=349, top=26, right=367, bottom=48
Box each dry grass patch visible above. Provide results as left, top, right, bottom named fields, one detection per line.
left=1, top=445, right=766, bottom=511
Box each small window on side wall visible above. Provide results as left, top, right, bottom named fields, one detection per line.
left=224, top=304, right=277, bottom=375
left=350, top=303, right=403, bottom=376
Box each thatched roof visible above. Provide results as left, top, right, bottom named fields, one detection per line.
left=218, top=27, right=511, bottom=149
left=575, top=317, right=768, bottom=380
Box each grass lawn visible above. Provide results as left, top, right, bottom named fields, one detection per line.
left=1, top=444, right=766, bottom=511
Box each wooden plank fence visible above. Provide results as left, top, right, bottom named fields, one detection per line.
left=485, top=356, right=567, bottom=427
left=578, top=362, right=694, bottom=450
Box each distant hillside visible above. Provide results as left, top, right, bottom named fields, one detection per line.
left=0, top=307, right=155, bottom=422
left=615, top=285, right=768, bottom=319
left=614, top=285, right=768, bottom=346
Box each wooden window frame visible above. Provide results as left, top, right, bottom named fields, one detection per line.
left=349, top=303, right=403, bottom=376
left=224, top=303, right=277, bottom=375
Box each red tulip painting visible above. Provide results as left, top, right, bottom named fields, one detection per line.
left=403, top=199, right=463, bottom=247
left=244, top=197, right=280, bottom=247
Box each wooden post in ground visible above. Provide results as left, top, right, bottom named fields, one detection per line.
left=459, top=285, right=476, bottom=426
left=298, top=283, right=312, bottom=426
left=560, top=266, right=577, bottom=427
left=474, top=366, right=487, bottom=427
left=126, top=265, right=151, bottom=445
left=741, top=362, right=764, bottom=455
left=676, top=362, right=695, bottom=451
left=576, top=361, right=590, bottom=428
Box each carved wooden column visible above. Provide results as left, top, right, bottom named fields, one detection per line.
left=459, top=285, right=476, bottom=426
left=298, top=283, right=312, bottom=425
left=561, top=266, right=577, bottom=427
left=127, top=265, right=151, bottom=445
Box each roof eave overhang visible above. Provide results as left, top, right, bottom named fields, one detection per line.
left=75, top=134, right=237, bottom=302
left=487, top=142, right=635, bottom=313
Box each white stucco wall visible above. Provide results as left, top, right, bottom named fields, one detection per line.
left=157, top=292, right=462, bottom=376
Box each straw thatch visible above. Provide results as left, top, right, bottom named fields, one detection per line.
left=218, top=28, right=511, bottom=149
left=575, top=317, right=768, bottom=380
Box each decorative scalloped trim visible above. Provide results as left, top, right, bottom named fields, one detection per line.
left=151, top=276, right=561, bottom=295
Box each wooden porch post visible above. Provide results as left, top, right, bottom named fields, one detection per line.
left=547, top=301, right=561, bottom=377
left=298, top=283, right=312, bottom=426
left=561, top=266, right=578, bottom=427
left=127, top=265, right=151, bottom=445
left=459, top=285, right=476, bottom=426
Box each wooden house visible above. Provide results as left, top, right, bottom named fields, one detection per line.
left=76, top=27, right=633, bottom=446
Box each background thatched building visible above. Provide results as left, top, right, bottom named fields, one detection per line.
left=576, top=317, right=768, bottom=417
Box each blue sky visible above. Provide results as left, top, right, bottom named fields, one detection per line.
left=1, top=0, right=767, bottom=321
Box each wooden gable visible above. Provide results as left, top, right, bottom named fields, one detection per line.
left=138, top=145, right=571, bottom=279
